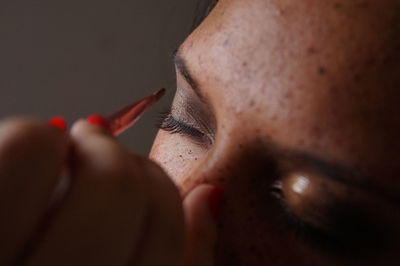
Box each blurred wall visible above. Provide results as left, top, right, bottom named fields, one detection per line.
left=0, top=0, right=197, bottom=154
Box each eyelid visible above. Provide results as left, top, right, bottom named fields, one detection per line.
left=259, top=154, right=400, bottom=259
left=157, top=110, right=213, bottom=147
left=274, top=150, right=398, bottom=204
left=271, top=169, right=400, bottom=258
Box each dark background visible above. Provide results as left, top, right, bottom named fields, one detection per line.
left=0, top=0, right=197, bottom=154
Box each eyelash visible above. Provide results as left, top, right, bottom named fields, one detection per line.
left=157, top=110, right=386, bottom=259
left=156, top=110, right=212, bottom=146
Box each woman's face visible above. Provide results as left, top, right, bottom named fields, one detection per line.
left=150, top=0, right=400, bottom=265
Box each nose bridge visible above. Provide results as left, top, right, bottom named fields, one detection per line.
left=182, top=134, right=273, bottom=197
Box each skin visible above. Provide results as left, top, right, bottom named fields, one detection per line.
left=1, top=0, right=400, bottom=265
left=150, top=0, right=400, bottom=265
left=0, top=117, right=218, bottom=266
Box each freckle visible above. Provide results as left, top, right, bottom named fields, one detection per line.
left=333, top=2, right=342, bottom=9
left=307, top=47, right=318, bottom=55
left=318, top=66, right=327, bottom=75
left=179, top=155, right=183, bottom=158
left=188, top=150, right=193, bottom=155
left=242, top=61, right=248, bottom=67
left=284, top=91, right=293, bottom=99
left=249, top=100, right=255, bottom=107
left=353, top=73, right=362, bottom=82
left=311, top=125, right=322, bottom=139
left=194, top=157, right=198, bottom=161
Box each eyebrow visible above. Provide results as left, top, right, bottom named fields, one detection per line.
left=173, top=48, right=208, bottom=103
left=191, top=0, right=219, bottom=31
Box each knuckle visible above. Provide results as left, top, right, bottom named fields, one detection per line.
left=70, top=119, right=112, bottom=139
left=0, top=117, right=67, bottom=160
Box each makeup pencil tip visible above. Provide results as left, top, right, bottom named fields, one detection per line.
left=154, top=88, right=166, bottom=100
left=107, top=88, right=167, bottom=136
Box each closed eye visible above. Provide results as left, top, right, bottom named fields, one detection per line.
left=156, top=110, right=213, bottom=147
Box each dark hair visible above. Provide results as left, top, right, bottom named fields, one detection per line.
left=191, top=0, right=219, bottom=31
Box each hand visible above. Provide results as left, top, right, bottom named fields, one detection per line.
left=0, top=117, right=221, bottom=266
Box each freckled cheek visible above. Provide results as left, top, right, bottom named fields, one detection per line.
left=149, top=131, right=206, bottom=188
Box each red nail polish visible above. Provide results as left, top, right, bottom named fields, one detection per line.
left=87, top=114, right=110, bottom=131
left=48, top=116, right=67, bottom=132
left=208, top=186, right=224, bottom=219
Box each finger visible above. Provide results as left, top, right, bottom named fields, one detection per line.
left=131, top=160, right=185, bottom=266
left=0, top=117, right=68, bottom=265
left=25, top=120, right=150, bottom=266
left=183, top=184, right=224, bottom=266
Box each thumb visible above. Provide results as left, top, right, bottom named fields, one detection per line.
left=183, top=184, right=224, bottom=266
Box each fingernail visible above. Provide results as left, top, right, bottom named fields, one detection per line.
left=208, top=186, right=224, bottom=219
left=86, top=114, right=110, bottom=131
left=48, top=116, right=67, bottom=132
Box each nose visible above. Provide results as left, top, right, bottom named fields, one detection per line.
left=177, top=136, right=288, bottom=265
left=180, top=137, right=275, bottom=201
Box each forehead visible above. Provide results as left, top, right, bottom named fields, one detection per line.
left=179, top=0, right=400, bottom=190
left=183, top=0, right=400, bottom=100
